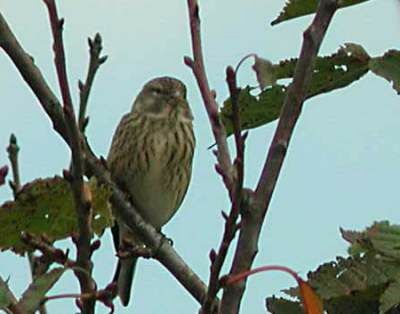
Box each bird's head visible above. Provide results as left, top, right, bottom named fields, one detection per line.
left=132, top=77, right=193, bottom=122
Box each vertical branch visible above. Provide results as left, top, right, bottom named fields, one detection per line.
left=220, top=1, right=339, bottom=313
left=42, top=1, right=96, bottom=313
left=42, top=0, right=73, bottom=111
left=184, top=0, right=234, bottom=192
left=200, top=67, right=246, bottom=313
left=7, top=134, right=49, bottom=314
left=6, top=134, right=20, bottom=194
left=78, top=33, right=107, bottom=132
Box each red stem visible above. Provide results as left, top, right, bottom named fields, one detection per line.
left=225, top=265, right=301, bottom=286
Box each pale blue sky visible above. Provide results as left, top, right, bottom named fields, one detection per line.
left=1, top=1, right=399, bottom=313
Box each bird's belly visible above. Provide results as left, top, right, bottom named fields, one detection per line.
left=130, top=170, right=177, bottom=229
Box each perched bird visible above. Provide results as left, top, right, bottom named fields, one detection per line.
left=107, top=77, right=195, bottom=306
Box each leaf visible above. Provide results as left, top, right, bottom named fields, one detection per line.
left=221, top=85, right=286, bottom=135
left=271, top=0, right=370, bottom=25
left=266, top=296, right=304, bottom=314
left=17, top=268, right=65, bottom=314
left=364, top=221, right=400, bottom=260
left=299, top=279, right=323, bottom=314
left=0, top=277, right=17, bottom=310
left=0, top=176, right=113, bottom=254
left=221, top=44, right=370, bottom=135
left=276, top=221, right=400, bottom=314
left=369, top=50, right=400, bottom=94
left=379, top=280, right=400, bottom=314
left=344, top=221, right=400, bottom=261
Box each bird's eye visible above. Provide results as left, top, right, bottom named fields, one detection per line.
left=152, top=87, right=162, bottom=95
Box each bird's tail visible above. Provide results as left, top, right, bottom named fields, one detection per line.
left=114, top=256, right=138, bottom=306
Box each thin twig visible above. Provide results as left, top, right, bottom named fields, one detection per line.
left=21, top=233, right=75, bottom=267
left=220, top=1, right=339, bottom=313
left=78, top=33, right=107, bottom=132
left=42, top=0, right=73, bottom=111
left=185, top=1, right=249, bottom=311
left=6, top=134, right=20, bottom=194
left=42, top=282, right=117, bottom=314
left=0, top=11, right=209, bottom=305
left=200, top=67, right=246, bottom=313
left=185, top=0, right=234, bottom=194
left=42, top=1, right=96, bottom=312
left=6, top=135, right=48, bottom=314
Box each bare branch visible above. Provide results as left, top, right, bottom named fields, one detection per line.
left=43, top=282, right=117, bottom=314
left=21, top=233, right=75, bottom=267
left=185, top=0, right=234, bottom=192
left=42, top=1, right=96, bottom=312
left=7, top=135, right=48, bottom=314
left=42, top=0, right=73, bottom=111
left=6, top=134, right=21, bottom=195
left=0, top=12, right=68, bottom=142
left=78, top=33, right=107, bottom=132
left=220, top=1, right=339, bottom=313
left=200, top=66, right=246, bottom=314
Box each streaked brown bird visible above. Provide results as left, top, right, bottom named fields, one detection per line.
left=107, top=77, right=195, bottom=306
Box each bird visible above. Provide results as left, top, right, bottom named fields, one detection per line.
left=107, top=76, right=195, bottom=306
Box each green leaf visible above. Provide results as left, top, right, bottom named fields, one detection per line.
left=0, top=176, right=113, bottom=254
left=221, top=44, right=370, bottom=135
left=17, top=268, right=65, bottom=314
left=380, top=280, right=400, bottom=314
left=266, top=296, right=304, bottom=314
left=221, top=85, right=285, bottom=135
left=275, top=222, right=400, bottom=314
left=271, top=0, right=370, bottom=25
left=364, top=221, right=400, bottom=260
left=369, top=50, right=400, bottom=94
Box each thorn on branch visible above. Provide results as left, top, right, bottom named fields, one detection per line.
left=82, top=117, right=90, bottom=131
left=99, top=56, right=108, bottom=64
left=221, top=210, right=229, bottom=221
left=193, top=3, right=200, bottom=19
left=242, top=131, right=249, bottom=142
left=58, top=18, right=64, bottom=29
left=78, top=80, right=84, bottom=91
